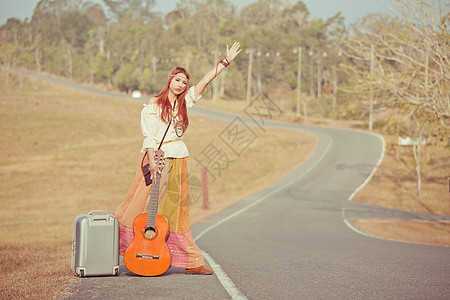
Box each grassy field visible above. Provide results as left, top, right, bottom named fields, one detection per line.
left=353, top=135, right=450, bottom=246
left=0, top=71, right=318, bottom=299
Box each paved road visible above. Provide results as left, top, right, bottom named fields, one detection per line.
left=13, top=70, right=448, bottom=299
left=191, top=119, right=450, bottom=299
left=64, top=107, right=449, bottom=299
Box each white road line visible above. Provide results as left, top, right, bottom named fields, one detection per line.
left=348, top=132, right=386, bottom=202
left=195, top=134, right=332, bottom=242
left=341, top=132, right=387, bottom=238
left=195, top=133, right=333, bottom=299
left=342, top=219, right=384, bottom=239
left=201, top=250, right=248, bottom=300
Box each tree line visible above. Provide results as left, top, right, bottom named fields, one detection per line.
left=0, top=0, right=345, bottom=100
left=0, top=0, right=447, bottom=127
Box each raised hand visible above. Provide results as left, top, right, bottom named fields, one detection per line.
left=225, top=42, right=242, bottom=63
left=194, top=41, right=242, bottom=98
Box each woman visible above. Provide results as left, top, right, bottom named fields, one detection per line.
left=115, top=42, right=241, bottom=275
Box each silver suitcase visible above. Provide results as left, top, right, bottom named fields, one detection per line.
left=71, top=210, right=120, bottom=277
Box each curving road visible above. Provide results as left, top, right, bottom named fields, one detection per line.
left=64, top=106, right=449, bottom=300
left=190, top=108, right=449, bottom=300
left=16, top=70, right=448, bottom=299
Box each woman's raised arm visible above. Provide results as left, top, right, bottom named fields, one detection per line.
left=194, top=42, right=241, bottom=98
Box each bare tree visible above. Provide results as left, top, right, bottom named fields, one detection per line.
left=344, top=0, right=449, bottom=126
left=340, top=0, right=449, bottom=199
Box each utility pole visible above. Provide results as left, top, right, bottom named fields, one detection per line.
left=317, top=60, right=321, bottom=98
left=317, top=52, right=327, bottom=99
left=309, top=51, right=314, bottom=96
left=369, top=44, right=374, bottom=132
left=152, top=56, right=157, bottom=74
left=246, top=49, right=254, bottom=107
left=332, top=65, right=337, bottom=119
left=295, top=47, right=302, bottom=119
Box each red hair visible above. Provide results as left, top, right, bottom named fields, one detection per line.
left=155, top=67, right=190, bottom=131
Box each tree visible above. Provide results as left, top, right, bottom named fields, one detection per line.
left=340, top=0, right=449, bottom=199
left=103, top=0, right=156, bottom=23
left=1, top=0, right=350, bottom=109
left=275, top=0, right=310, bottom=35
left=114, top=63, right=138, bottom=92
left=342, top=1, right=449, bottom=127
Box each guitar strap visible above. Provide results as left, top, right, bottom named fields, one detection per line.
left=158, top=118, right=172, bottom=151
left=158, top=98, right=177, bottom=150
left=142, top=100, right=176, bottom=185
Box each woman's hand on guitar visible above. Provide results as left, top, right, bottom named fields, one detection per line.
left=151, top=166, right=161, bottom=181
left=151, top=150, right=165, bottom=181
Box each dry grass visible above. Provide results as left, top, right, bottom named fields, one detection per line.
left=352, top=135, right=450, bottom=245
left=353, top=220, right=450, bottom=246
left=354, top=135, right=449, bottom=215
left=0, top=71, right=317, bottom=299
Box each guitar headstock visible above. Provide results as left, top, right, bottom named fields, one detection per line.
left=154, top=149, right=165, bottom=170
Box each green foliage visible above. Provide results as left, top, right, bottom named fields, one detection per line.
left=59, top=10, right=92, bottom=49
left=218, top=18, right=237, bottom=36
left=0, top=0, right=347, bottom=115
left=16, top=52, right=35, bottom=68
left=42, top=46, right=65, bottom=76
left=139, top=67, right=153, bottom=93
left=91, top=55, right=116, bottom=84
left=114, top=63, right=139, bottom=92
left=0, top=42, right=17, bottom=66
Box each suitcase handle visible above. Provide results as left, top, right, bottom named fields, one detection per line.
left=88, top=210, right=110, bottom=221
left=88, top=210, right=108, bottom=215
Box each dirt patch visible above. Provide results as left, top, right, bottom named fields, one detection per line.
left=352, top=219, right=450, bottom=247
left=352, top=135, right=449, bottom=246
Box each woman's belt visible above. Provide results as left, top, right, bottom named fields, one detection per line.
left=157, top=138, right=183, bottom=146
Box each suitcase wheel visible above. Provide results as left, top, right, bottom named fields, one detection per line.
left=80, top=269, right=85, bottom=278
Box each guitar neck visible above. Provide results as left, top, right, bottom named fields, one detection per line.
left=147, top=174, right=160, bottom=229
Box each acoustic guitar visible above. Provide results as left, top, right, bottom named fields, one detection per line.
left=124, top=149, right=171, bottom=276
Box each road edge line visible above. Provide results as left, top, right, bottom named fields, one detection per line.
left=194, top=133, right=333, bottom=299
left=341, top=132, right=387, bottom=239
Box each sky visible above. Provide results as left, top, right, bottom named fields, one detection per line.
left=0, top=0, right=391, bottom=25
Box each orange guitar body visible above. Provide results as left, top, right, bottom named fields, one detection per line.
left=124, top=213, right=171, bottom=276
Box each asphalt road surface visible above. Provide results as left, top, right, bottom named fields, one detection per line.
left=64, top=107, right=449, bottom=299
left=15, top=71, right=447, bottom=299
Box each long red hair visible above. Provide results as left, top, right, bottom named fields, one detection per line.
left=154, top=67, right=190, bottom=131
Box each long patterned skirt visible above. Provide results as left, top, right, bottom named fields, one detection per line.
left=114, top=155, right=205, bottom=269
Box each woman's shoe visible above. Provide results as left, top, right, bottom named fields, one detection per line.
left=186, top=266, right=213, bottom=275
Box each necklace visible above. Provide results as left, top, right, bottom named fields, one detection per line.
left=172, top=100, right=184, bottom=138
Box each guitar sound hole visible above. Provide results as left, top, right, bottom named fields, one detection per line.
left=144, top=227, right=157, bottom=239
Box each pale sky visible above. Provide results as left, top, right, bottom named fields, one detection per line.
left=0, top=0, right=390, bottom=25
